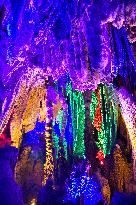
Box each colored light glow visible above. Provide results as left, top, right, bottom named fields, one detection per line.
left=118, top=88, right=136, bottom=180
left=66, top=82, right=85, bottom=158
left=67, top=168, right=103, bottom=204
left=96, top=150, right=104, bottom=166
left=10, top=85, right=46, bottom=148
left=30, top=198, right=37, bottom=205
left=90, top=84, right=117, bottom=156
left=61, top=109, right=68, bottom=159
left=52, top=123, right=59, bottom=159
left=112, top=146, right=131, bottom=192
left=57, top=109, right=68, bottom=159
left=52, top=108, right=68, bottom=159
left=0, top=1, right=135, bottom=142
left=90, top=92, right=98, bottom=124
left=56, top=109, right=63, bottom=130
left=43, top=88, right=54, bottom=185
left=97, top=85, right=116, bottom=156
left=100, top=161, right=104, bottom=165
left=93, top=89, right=102, bottom=132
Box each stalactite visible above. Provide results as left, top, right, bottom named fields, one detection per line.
left=66, top=82, right=85, bottom=158
left=90, top=84, right=118, bottom=156
left=60, top=109, right=68, bottom=159
left=112, top=145, right=131, bottom=192
left=43, top=84, right=54, bottom=185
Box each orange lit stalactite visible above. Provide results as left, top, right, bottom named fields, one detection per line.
left=43, top=88, right=54, bottom=185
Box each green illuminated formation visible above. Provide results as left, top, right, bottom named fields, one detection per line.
left=66, top=82, right=85, bottom=158
left=90, top=84, right=117, bottom=156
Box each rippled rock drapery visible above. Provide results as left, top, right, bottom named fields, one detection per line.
left=0, top=0, right=136, bottom=131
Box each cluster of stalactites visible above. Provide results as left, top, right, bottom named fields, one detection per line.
left=90, top=84, right=118, bottom=156
left=0, top=0, right=136, bottom=92
left=0, top=0, right=136, bottom=148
